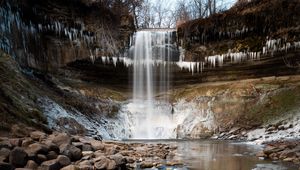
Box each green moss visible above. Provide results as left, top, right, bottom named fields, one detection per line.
left=242, top=87, right=300, bottom=125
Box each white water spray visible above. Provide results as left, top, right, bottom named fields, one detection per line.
left=129, top=31, right=175, bottom=139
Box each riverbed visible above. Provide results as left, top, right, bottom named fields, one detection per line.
left=125, top=139, right=298, bottom=170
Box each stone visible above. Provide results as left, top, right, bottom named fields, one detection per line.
left=94, top=150, right=105, bottom=158
left=105, top=146, right=117, bottom=155
left=94, top=156, right=109, bottom=170
left=72, top=142, right=83, bottom=149
left=47, top=151, right=58, bottom=160
left=36, top=154, right=48, bottom=164
left=44, top=141, right=59, bottom=154
left=9, top=147, right=28, bottom=167
left=52, top=133, right=71, bottom=147
left=140, top=161, right=154, bottom=168
left=90, top=140, right=104, bottom=151
left=60, top=165, right=80, bottom=170
left=26, top=143, right=48, bottom=156
left=82, top=151, right=93, bottom=157
left=22, top=139, right=34, bottom=148
left=107, top=160, right=116, bottom=170
left=9, top=138, right=22, bottom=147
left=30, top=131, right=46, bottom=141
left=0, top=140, right=12, bottom=149
left=15, top=168, right=32, bottom=170
left=109, top=153, right=126, bottom=166
left=0, top=148, right=11, bottom=159
left=79, top=160, right=92, bottom=166
left=25, top=160, right=38, bottom=169
left=283, top=157, right=294, bottom=162
left=82, top=144, right=92, bottom=151
left=57, top=155, right=71, bottom=167
left=0, top=162, right=14, bottom=170
left=79, top=165, right=93, bottom=170
left=60, top=144, right=82, bottom=161
left=40, top=159, right=60, bottom=170
left=263, top=146, right=284, bottom=155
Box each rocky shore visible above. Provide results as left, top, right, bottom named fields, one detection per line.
left=0, top=131, right=181, bottom=170
left=256, top=140, right=300, bottom=165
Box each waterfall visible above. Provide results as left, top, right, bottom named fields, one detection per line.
left=128, top=30, right=175, bottom=139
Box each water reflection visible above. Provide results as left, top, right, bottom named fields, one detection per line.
left=174, top=140, right=297, bottom=170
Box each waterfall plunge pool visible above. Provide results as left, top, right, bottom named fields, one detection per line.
left=122, top=139, right=298, bottom=170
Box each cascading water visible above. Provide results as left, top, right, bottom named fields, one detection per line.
left=127, top=30, right=176, bottom=139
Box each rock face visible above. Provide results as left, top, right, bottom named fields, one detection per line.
left=0, top=132, right=179, bottom=170
left=175, top=0, right=300, bottom=84
left=0, top=0, right=134, bottom=71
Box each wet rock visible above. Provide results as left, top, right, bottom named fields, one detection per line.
left=79, top=160, right=92, bottom=166
left=94, top=156, right=109, bottom=169
left=82, top=144, right=93, bottom=151
left=30, top=131, right=46, bottom=141
left=9, top=147, right=28, bottom=167
left=52, top=133, right=71, bottom=146
left=9, top=138, right=22, bottom=147
left=25, top=160, right=38, bottom=169
left=107, top=160, right=116, bottom=170
left=36, top=154, right=48, bottom=164
left=22, top=139, right=34, bottom=148
left=140, top=161, right=154, bottom=168
left=90, top=140, right=104, bottom=151
left=0, top=162, right=14, bottom=170
left=60, top=165, right=79, bottom=170
left=79, top=165, right=93, bottom=170
left=263, top=146, right=284, bottom=155
left=40, top=159, right=60, bottom=170
left=0, top=140, right=12, bottom=149
left=60, top=144, right=82, bottom=161
left=47, top=151, right=58, bottom=160
left=26, top=143, right=48, bottom=156
left=57, top=155, right=71, bottom=167
left=44, top=141, right=59, bottom=154
left=109, top=153, right=126, bottom=166
left=0, top=148, right=11, bottom=161
left=82, top=151, right=93, bottom=157
left=72, top=142, right=83, bottom=149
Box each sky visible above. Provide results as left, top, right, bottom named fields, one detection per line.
left=150, top=0, right=237, bottom=10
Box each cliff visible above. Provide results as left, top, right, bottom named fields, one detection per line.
left=0, top=0, right=135, bottom=71
left=175, top=0, right=300, bottom=83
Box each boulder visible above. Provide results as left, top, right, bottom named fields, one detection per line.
left=22, top=138, right=34, bottom=148
left=0, top=162, right=14, bottom=170
left=43, top=141, right=59, bottom=154
left=90, top=140, right=104, bottom=151
left=40, top=159, right=60, bottom=170
left=0, top=140, right=12, bottom=149
left=79, top=160, right=92, bottom=166
left=72, top=142, right=83, bottom=149
left=57, top=155, right=71, bottom=167
left=94, top=156, right=109, bottom=170
left=25, top=160, right=38, bottom=169
left=82, top=144, right=93, bottom=151
left=30, top=131, right=46, bottom=141
left=79, top=165, right=93, bottom=170
left=9, top=138, right=22, bottom=147
left=107, top=160, right=116, bottom=170
left=52, top=133, right=71, bottom=147
left=26, top=143, right=48, bottom=157
left=82, top=151, right=93, bottom=157
left=47, top=151, right=58, bottom=160
left=60, top=144, right=82, bottom=161
left=0, top=148, right=11, bottom=161
left=109, top=153, right=126, bottom=166
left=9, top=147, right=28, bottom=167
left=60, top=165, right=80, bottom=170
left=36, top=154, right=48, bottom=164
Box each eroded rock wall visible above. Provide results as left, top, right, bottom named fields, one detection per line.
left=0, top=0, right=134, bottom=71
